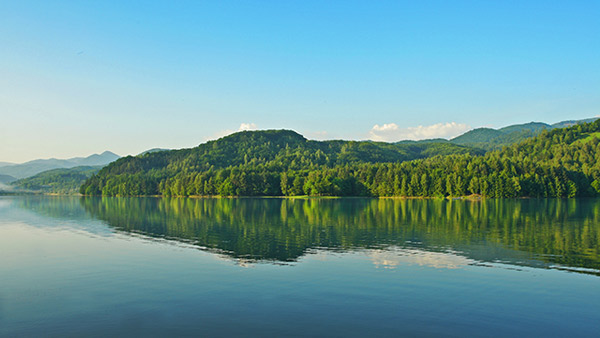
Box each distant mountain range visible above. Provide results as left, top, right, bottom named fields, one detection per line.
left=0, top=151, right=120, bottom=180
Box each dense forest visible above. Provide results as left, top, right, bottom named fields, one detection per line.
left=81, top=120, right=600, bottom=198
left=450, top=128, right=540, bottom=151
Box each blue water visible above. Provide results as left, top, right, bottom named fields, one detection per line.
left=0, top=196, right=598, bottom=336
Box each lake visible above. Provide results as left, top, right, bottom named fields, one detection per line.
left=1, top=196, right=599, bottom=336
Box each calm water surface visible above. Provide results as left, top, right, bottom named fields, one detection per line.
left=0, top=196, right=599, bottom=336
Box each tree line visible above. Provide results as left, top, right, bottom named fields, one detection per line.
left=81, top=120, right=600, bottom=198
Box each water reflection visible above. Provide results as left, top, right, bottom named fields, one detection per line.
left=369, top=248, right=474, bottom=270
left=13, top=196, right=600, bottom=275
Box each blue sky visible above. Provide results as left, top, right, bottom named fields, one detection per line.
left=1, top=0, right=599, bottom=162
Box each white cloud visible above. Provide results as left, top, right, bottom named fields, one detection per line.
left=238, top=123, right=257, bottom=131
left=372, top=123, right=399, bottom=132
left=369, top=122, right=471, bottom=142
left=207, top=123, right=259, bottom=141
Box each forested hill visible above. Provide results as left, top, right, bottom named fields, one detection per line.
left=95, top=130, right=479, bottom=175
left=81, top=120, right=600, bottom=198
left=450, top=118, right=597, bottom=150
left=81, top=130, right=479, bottom=196
left=12, top=166, right=101, bottom=194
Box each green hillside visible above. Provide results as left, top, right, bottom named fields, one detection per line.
left=572, top=132, right=600, bottom=145
left=552, top=118, right=598, bottom=129
left=80, top=131, right=480, bottom=196
left=451, top=129, right=538, bottom=151
left=13, top=166, right=101, bottom=194
left=498, top=122, right=551, bottom=134
left=450, top=118, right=598, bottom=151
left=81, top=120, right=600, bottom=198
left=450, top=128, right=503, bottom=144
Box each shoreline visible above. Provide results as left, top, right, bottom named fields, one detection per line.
left=1, top=192, right=567, bottom=201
